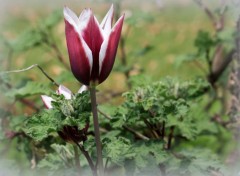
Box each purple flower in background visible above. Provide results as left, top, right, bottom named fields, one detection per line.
left=64, top=5, right=124, bottom=86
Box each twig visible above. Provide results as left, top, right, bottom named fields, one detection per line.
left=75, top=142, right=96, bottom=176
left=19, top=99, right=40, bottom=111
left=50, top=42, right=70, bottom=70
left=193, top=60, right=208, bottom=74
left=194, top=0, right=217, bottom=28
left=0, top=80, right=40, bottom=111
left=40, top=29, right=70, bottom=70
left=98, top=109, right=111, bottom=120
left=167, top=126, right=175, bottom=150
left=205, top=49, right=212, bottom=74
left=104, top=158, right=109, bottom=173
left=123, top=125, right=150, bottom=140
left=208, top=49, right=235, bottom=85
left=211, top=114, right=231, bottom=128
left=1, top=64, right=59, bottom=87
left=98, top=109, right=149, bottom=140
left=144, top=119, right=160, bottom=139
left=161, top=121, right=165, bottom=140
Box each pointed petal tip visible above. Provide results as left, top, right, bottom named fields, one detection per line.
left=78, top=85, right=88, bottom=93
left=41, top=95, right=54, bottom=109
left=110, top=4, right=114, bottom=11
left=57, top=85, right=72, bottom=99
left=100, top=4, right=115, bottom=37
left=112, top=14, right=125, bottom=32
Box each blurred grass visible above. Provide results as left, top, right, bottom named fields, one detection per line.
left=125, top=5, right=211, bottom=80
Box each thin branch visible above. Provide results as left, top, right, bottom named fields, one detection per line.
left=161, top=121, right=165, bottom=140
left=104, top=158, right=109, bottom=173
left=208, top=49, right=235, bottom=85
left=50, top=42, right=70, bottom=70
left=0, top=80, right=40, bottom=111
left=144, top=119, right=160, bottom=139
left=40, top=29, right=70, bottom=70
left=98, top=109, right=111, bottom=120
left=19, top=99, right=40, bottom=111
left=167, top=126, right=175, bottom=150
left=98, top=109, right=149, bottom=140
left=193, top=60, right=208, bottom=74
left=123, top=125, right=150, bottom=140
left=75, top=142, right=96, bottom=176
left=194, top=0, right=217, bottom=28
left=1, top=64, right=59, bottom=87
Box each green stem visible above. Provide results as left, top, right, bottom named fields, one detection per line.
left=90, top=86, right=104, bottom=176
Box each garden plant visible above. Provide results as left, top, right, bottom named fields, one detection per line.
left=0, top=1, right=240, bottom=176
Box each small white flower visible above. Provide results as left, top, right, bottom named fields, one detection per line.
left=41, top=85, right=87, bottom=109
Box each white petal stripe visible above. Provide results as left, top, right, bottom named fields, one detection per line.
left=100, top=4, right=114, bottom=38
left=99, top=15, right=124, bottom=75
left=57, top=85, right=72, bottom=99
left=99, top=36, right=110, bottom=75
left=64, top=6, right=93, bottom=75
left=41, top=95, right=54, bottom=109
left=78, top=85, right=88, bottom=93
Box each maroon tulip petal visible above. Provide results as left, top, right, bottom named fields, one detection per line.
left=65, top=20, right=92, bottom=85
left=98, top=15, right=124, bottom=84
left=81, top=14, right=104, bottom=83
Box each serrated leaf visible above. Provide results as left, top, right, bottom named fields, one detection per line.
left=134, top=140, right=168, bottom=168
left=24, top=110, right=60, bottom=141
left=103, top=137, right=135, bottom=166
left=38, top=153, right=63, bottom=170
left=6, top=81, right=51, bottom=99
left=9, top=115, right=26, bottom=131
left=179, top=150, right=224, bottom=176
left=51, top=144, right=74, bottom=162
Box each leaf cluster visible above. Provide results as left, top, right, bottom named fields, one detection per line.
left=111, top=77, right=209, bottom=140
left=24, top=91, right=91, bottom=141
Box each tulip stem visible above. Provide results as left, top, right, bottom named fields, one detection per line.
left=90, top=86, right=104, bottom=176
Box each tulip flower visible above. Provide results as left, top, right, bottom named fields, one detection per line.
left=64, top=5, right=124, bottom=86
left=41, top=85, right=87, bottom=109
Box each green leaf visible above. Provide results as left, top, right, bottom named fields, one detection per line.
left=9, top=115, right=26, bottom=131
left=9, top=28, right=43, bottom=52
left=51, top=144, right=74, bottom=163
left=6, top=81, right=51, bottom=99
left=38, top=153, right=63, bottom=170
left=103, top=137, right=135, bottom=166
left=134, top=140, right=168, bottom=168
left=194, top=30, right=218, bottom=54
left=168, top=149, right=226, bottom=176
left=24, top=110, right=61, bottom=141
